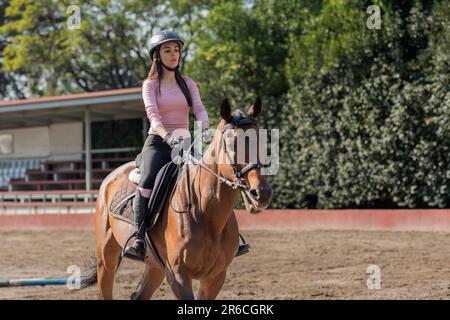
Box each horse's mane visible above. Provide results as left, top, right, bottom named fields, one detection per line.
left=173, top=108, right=257, bottom=190
left=231, top=109, right=249, bottom=119
left=230, top=109, right=257, bottom=126
left=232, top=109, right=246, bottom=117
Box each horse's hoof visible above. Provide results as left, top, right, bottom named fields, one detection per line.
left=235, top=243, right=250, bottom=257
left=130, top=292, right=139, bottom=300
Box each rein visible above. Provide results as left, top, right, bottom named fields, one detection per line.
left=170, top=118, right=271, bottom=214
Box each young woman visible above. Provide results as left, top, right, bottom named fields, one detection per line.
left=122, top=30, right=211, bottom=261
left=123, top=30, right=249, bottom=261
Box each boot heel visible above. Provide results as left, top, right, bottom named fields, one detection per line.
left=123, top=238, right=146, bottom=262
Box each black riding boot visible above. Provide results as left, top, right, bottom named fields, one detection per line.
left=122, top=190, right=149, bottom=261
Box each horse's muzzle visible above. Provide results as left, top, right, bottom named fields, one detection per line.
left=248, top=186, right=272, bottom=211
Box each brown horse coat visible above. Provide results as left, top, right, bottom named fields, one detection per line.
left=93, top=98, right=272, bottom=299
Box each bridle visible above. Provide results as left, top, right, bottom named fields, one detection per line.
left=218, top=118, right=271, bottom=188
left=171, top=115, right=271, bottom=214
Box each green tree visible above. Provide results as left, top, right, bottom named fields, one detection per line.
left=186, top=0, right=298, bottom=124
left=0, top=0, right=26, bottom=99
left=274, top=0, right=450, bottom=208
left=0, top=0, right=185, bottom=96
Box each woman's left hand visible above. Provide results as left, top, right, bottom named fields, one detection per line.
left=202, top=128, right=212, bottom=144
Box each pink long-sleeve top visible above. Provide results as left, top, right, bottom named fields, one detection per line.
left=142, top=76, right=209, bottom=139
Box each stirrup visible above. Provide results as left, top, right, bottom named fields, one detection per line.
left=235, top=233, right=250, bottom=257
left=235, top=243, right=251, bottom=257
left=121, top=233, right=146, bottom=262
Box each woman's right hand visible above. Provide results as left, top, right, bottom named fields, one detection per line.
left=163, top=133, right=182, bottom=149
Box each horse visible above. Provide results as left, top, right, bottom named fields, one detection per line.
left=79, top=97, right=273, bottom=299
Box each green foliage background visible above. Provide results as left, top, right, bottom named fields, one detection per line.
left=1, top=0, right=449, bottom=208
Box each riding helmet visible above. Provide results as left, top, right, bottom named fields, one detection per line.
left=149, top=30, right=184, bottom=58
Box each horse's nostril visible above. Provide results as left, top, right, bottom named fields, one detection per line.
left=249, top=188, right=259, bottom=199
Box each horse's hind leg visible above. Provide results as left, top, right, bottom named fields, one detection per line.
left=197, top=271, right=227, bottom=300
left=131, top=264, right=165, bottom=300
left=96, top=228, right=121, bottom=300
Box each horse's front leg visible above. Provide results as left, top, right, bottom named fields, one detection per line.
left=197, top=270, right=227, bottom=300
left=166, top=266, right=194, bottom=300
left=131, top=263, right=165, bottom=300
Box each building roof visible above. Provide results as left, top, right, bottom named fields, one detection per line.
left=0, top=87, right=145, bottom=130
left=0, top=87, right=141, bottom=108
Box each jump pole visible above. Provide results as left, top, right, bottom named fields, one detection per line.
left=0, top=278, right=72, bottom=287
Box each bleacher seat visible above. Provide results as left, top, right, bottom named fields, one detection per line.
left=1, top=157, right=133, bottom=191
left=0, top=157, right=133, bottom=191
left=0, top=158, right=42, bottom=188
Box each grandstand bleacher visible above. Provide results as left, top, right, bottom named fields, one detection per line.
left=0, top=159, right=41, bottom=191
left=0, top=157, right=133, bottom=214
left=0, top=87, right=144, bottom=216
left=0, top=157, right=133, bottom=192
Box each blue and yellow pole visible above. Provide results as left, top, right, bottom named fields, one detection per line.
left=0, top=278, right=71, bottom=287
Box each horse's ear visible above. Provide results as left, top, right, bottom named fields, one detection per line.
left=247, top=97, right=262, bottom=118
left=220, top=98, right=232, bottom=123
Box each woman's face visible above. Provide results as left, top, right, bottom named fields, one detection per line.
left=159, top=41, right=180, bottom=69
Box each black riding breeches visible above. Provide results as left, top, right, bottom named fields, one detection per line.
left=138, top=134, right=173, bottom=190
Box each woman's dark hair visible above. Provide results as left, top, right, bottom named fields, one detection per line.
left=138, top=44, right=192, bottom=108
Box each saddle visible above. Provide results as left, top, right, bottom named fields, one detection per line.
left=110, top=151, right=251, bottom=259
left=109, top=153, right=180, bottom=230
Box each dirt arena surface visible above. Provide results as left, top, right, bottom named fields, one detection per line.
left=1, top=229, right=450, bottom=300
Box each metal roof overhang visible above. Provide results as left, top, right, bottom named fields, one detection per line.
left=0, top=88, right=144, bottom=130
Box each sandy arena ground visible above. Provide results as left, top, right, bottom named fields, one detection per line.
left=1, top=229, right=450, bottom=300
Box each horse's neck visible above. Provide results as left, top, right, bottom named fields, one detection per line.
left=182, top=141, right=239, bottom=233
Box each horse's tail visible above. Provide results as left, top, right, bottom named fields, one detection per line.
left=77, top=162, right=131, bottom=290
left=77, top=166, right=115, bottom=290
left=79, top=255, right=98, bottom=289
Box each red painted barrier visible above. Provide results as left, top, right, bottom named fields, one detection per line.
left=235, top=209, right=450, bottom=231
left=1, top=209, right=450, bottom=231
left=0, top=213, right=94, bottom=229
